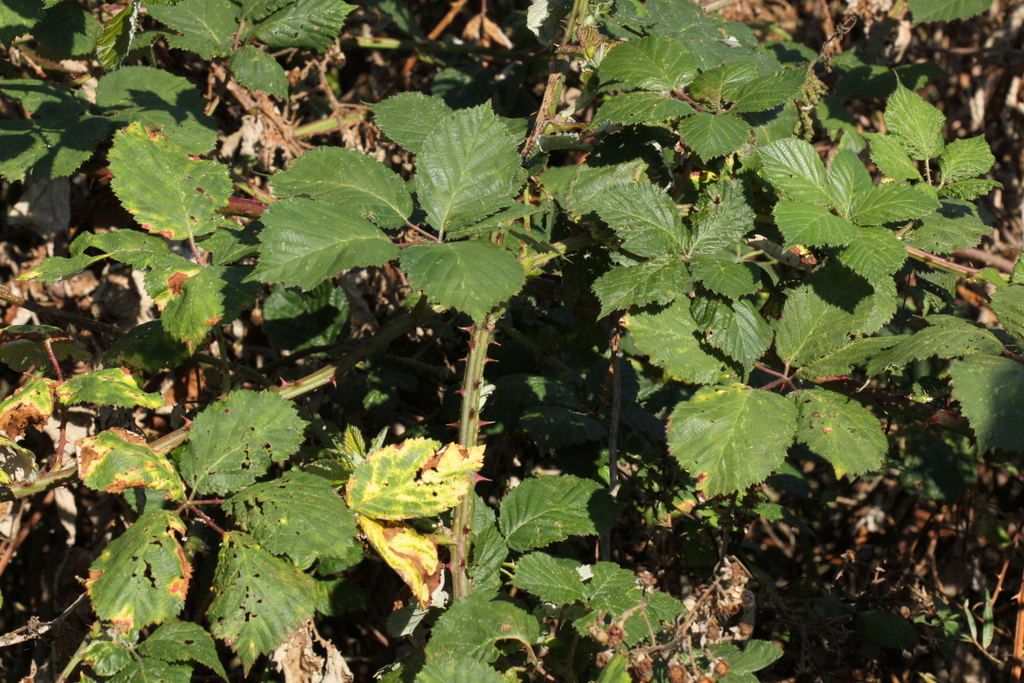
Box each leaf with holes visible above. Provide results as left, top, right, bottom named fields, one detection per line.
left=138, top=622, right=228, bottom=680
left=359, top=516, right=440, bottom=607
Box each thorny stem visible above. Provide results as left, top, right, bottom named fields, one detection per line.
left=180, top=500, right=227, bottom=536
left=451, top=311, right=502, bottom=600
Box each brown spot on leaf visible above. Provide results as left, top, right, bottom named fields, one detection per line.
left=167, top=271, right=190, bottom=296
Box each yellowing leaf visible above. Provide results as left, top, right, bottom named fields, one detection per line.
left=0, top=378, right=56, bottom=440
left=358, top=516, right=440, bottom=607
left=77, top=428, right=185, bottom=501
left=345, top=438, right=484, bottom=520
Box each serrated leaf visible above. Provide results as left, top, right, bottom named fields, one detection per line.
left=0, top=79, right=84, bottom=118
left=950, top=355, right=1024, bottom=453
left=759, top=138, right=829, bottom=203
left=827, top=149, right=874, bottom=216
left=148, top=0, right=238, bottom=58
left=592, top=258, right=688, bottom=316
left=498, top=475, right=616, bottom=551
left=401, top=241, right=524, bottom=321
left=909, top=199, right=989, bottom=254
left=773, top=286, right=855, bottom=367
left=108, top=123, right=231, bottom=240
left=593, top=91, right=693, bottom=126
left=95, top=66, right=218, bottom=153
left=0, top=377, right=55, bottom=439
left=518, top=406, right=607, bottom=450
left=153, top=265, right=258, bottom=350
left=95, top=2, right=135, bottom=70
left=512, top=552, right=586, bottom=605
left=251, top=197, right=399, bottom=291
left=448, top=201, right=540, bottom=239
left=939, top=135, right=994, bottom=185
left=726, top=640, right=784, bottom=674
left=884, top=86, right=945, bottom=160
left=225, top=470, right=358, bottom=570
left=138, top=622, right=228, bottom=680
left=689, top=254, right=759, bottom=298
left=867, top=315, right=1003, bottom=373
left=667, top=383, right=797, bottom=495
left=0, top=325, right=90, bottom=372
left=250, top=0, right=354, bottom=50
left=373, top=92, right=454, bottom=154
left=839, top=226, right=907, bottom=286
left=208, top=533, right=318, bottom=672
left=271, top=147, right=412, bottom=229
left=773, top=200, right=858, bottom=247
left=797, top=336, right=901, bottom=379
left=991, top=284, right=1024, bottom=340
left=180, top=391, right=307, bottom=495
left=865, top=132, right=921, bottom=181
left=469, top=516, right=507, bottom=593
left=77, top=428, right=185, bottom=500
left=694, top=296, right=773, bottom=370
left=85, top=510, right=189, bottom=631
left=687, top=179, right=755, bottom=254
left=564, top=160, right=648, bottom=216
left=416, top=659, right=506, bottom=683
left=627, top=300, right=724, bottom=383
left=359, top=516, right=439, bottom=606
left=108, top=658, right=192, bottom=683
left=425, top=592, right=541, bottom=663
left=0, top=116, right=115, bottom=183
left=591, top=183, right=686, bottom=258
left=263, top=280, right=349, bottom=352
left=732, top=67, right=805, bottom=113
left=0, top=0, right=43, bottom=47
left=83, top=642, right=133, bottom=677
left=908, top=0, right=990, bottom=22
left=57, top=368, right=163, bottom=409
left=34, top=1, right=102, bottom=58
left=851, top=183, right=938, bottom=225
left=229, top=45, right=288, bottom=98
left=690, top=62, right=758, bottom=108
left=677, top=112, right=749, bottom=160
left=20, top=229, right=172, bottom=284
left=346, top=438, right=483, bottom=519
left=942, top=178, right=1001, bottom=201
left=0, top=434, right=37, bottom=484
left=599, top=35, right=698, bottom=90
left=416, top=104, right=524, bottom=232
left=790, top=389, right=887, bottom=476
left=102, top=321, right=189, bottom=374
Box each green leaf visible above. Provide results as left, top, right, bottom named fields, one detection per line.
left=95, top=66, right=218, bottom=154
left=908, top=0, right=991, bottom=23
left=251, top=197, right=399, bottom=291
left=263, top=280, right=349, bottom=352
left=148, top=0, right=238, bottom=58
left=83, top=642, right=133, bottom=677
left=0, top=325, right=89, bottom=372
left=731, top=67, right=805, bottom=113
left=796, top=336, right=901, bottom=379
left=271, top=147, right=412, bottom=229
left=0, top=116, right=115, bottom=182
left=884, top=85, right=945, bottom=160
left=586, top=562, right=641, bottom=613
left=851, top=183, right=938, bottom=225
left=690, top=62, right=758, bottom=109
left=725, top=640, right=784, bottom=675
left=991, top=284, right=1024, bottom=340
left=599, top=35, right=698, bottom=90
left=853, top=610, right=918, bottom=649
left=942, top=178, right=1001, bottom=201
left=153, top=265, right=258, bottom=350
left=416, top=104, right=524, bottom=232
left=346, top=438, right=483, bottom=519
left=592, top=92, right=693, bottom=127
left=57, top=368, right=163, bottom=409
left=773, top=286, right=854, bottom=367
left=229, top=45, right=288, bottom=98
left=773, top=201, right=858, bottom=247
left=498, top=475, right=617, bottom=551
left=950, top=355, right=1024, bottom=453
left=448, top=202, right=540, bottom=239
left=425, top=593, right=541, bottom=663
left=24, top=229, right=173, bottom=284
left=416, top=660, right=506, bottom=683
left=180, top=391, right=307, bottom=495
left=0, top=79, right=83, bottom=118
left=33, top=1, right=102, bottom=58
left=373, top=92, right=454, bottom=155
left=865, top=132, right=921, bottom=181
left=225, top=470, right=358, bottom=570
left=758, top=138, right=829, bottom=204
left=693, top=297, right=773, bottom=370
left=667, top=383, right=797, bottom=495
left=401, top=241, right=524, bottom=322
left=0, top=0, right=43, bottom=46
left=627, top=300, right=724, bottom=383
left=77, top=428, right=185, bottom=500
left=108, top=122, right=231, bottom=240
left=591, top=183, right=685, bottom=258
left=86, top=510, right=189, bottom=631
left=95, top=2, right=135, bottom=70
left=939, top=135, right=995, bottom=185
left=909, top=199, right=989, bottom=254
left=208, top=533, right=318, bottom=672
left=592, top=258, right=688, bottom=316
left=469, top=515, right=507, bottom=593
left=102, top=321, right=189, bottom=374
left=512, top=552, right=586, bottom=605
left=790, top=389, right=887, bottom=476
left=677, top=112, right=749, bottom=160
left=108, top=658, right=192, bottom=683
left=138, top=622, right=228, bottom=680
left=839, top=226, right=908, bottom=286
left=564, top=160, right=648, bottom=217
left=518, top=406, right=607, bottom=450
left=250, top=0, right=354, bottom=50
left=687, top=179, right=755, bottom=254
left=867, top=315, right=1003, bottom=372
left=827, top=149, right=874, bottom=216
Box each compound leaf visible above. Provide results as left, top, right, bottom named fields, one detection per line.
left=667, top=384, right=797, bottom=496
left=590, top=183, right=686, bottom=258
left=498, top=475, right=617, bottom=552
left=884, top=85, right=945, bottom=160
left=592, top=258, right=688, bottom=317
left=626, top=300, right=724, bottom=384
left=77, top=428, right=185, bottom=500
left=950, top=355, right=1024, bottom=453
left=599, top=35, right=698, bottom=91
left=790, top=389, right=888, bottom=477
left=138, top=622, right=227, bottom=680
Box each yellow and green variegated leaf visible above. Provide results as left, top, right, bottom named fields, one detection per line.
left=0, top=377, right=56, bottom=440
left=57, top=368, right=163, bottom=409
left=346, top=438, right=484, bottom=520
left=359, top=516, right=439, bottom=607
left=0, top=434, right=39, bottom=485
left=77, top=428, right=185, bottom=501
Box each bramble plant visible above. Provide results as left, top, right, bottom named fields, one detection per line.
left=0, top=0, right=1017, bottom=680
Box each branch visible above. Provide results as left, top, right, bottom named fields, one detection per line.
left=0, top=285, right=125, bottom=338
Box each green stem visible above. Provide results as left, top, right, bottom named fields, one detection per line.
left=339, top=36, right=525, bottom=59
left=451, top=310, right=502, bottom=600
